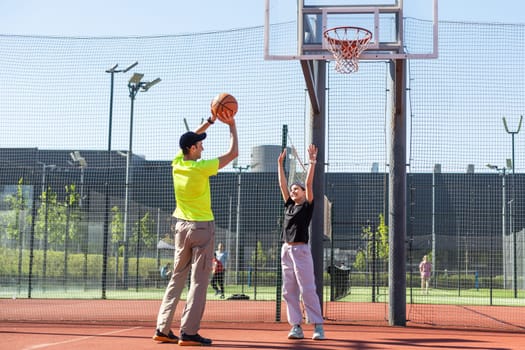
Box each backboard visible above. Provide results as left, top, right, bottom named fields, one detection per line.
left=264, top=0, right=438, bottom=60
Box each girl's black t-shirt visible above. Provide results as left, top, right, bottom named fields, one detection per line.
left=281, top=197, right=314, bottom=243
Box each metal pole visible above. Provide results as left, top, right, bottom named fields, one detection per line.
left=509, top=198, right=516, bottom=296
left=121, top=73, right=160, bottom=289
left=227, top=196, right=232, bottom=275
left=80, top=166, right=87, bottom=291
left=101, top=70, right=115, bottom=299
left=487, top=163, right=509, bottom=289
left=41, top=164, right=48, bottom=292
left=28, top=167, right=38, bottom=299
left=233, top=164, right=249, bottom=288
left=389, top=59, right=407, bottom=326
left=311, top=61, right=327, bottom=313
left=275, top=124, right=288, bottom=322
left=432, top=170, right=435, bottom=282
left=156, top=208, right=161, bottom=268
left=503, top=115, right=521, bottom=298
left=118, top=74, right=160, bottom=289
left=103, top=62, right=138, bottom=297
left=123, top=86, right=137, bottom=289
left=432, top=164, right=440, bottom=286
left=235, top=171, right=241, bottom=285
left=79, top=168, right=84, bottom=210
left=502, top=169, right=506, bottom=289
left=37, top=162, right=55, bottom=293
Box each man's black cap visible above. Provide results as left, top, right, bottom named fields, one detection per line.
left=179, top=131, right=206, bottom=149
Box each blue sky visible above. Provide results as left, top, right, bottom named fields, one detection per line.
left=1, top=0, right=524, bottom=36
left=1, top=0, right=524, bottom=173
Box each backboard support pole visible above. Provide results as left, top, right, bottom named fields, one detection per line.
left=300, top=60, right=321, bottom=114
left=310, top=60, right=327, bottom=313
left=388, top=58, right=407, bottom=326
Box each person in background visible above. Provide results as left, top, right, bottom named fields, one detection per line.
left=160, top=262, right=172, bottom=280
left=214, top=242, right=228, bottom=295
left=210, top=252, right=225, bottom=298
left=419, top=255, right=432, bottom=295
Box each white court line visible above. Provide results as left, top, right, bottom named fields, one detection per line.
left=22, top=326, right=143, bottom=350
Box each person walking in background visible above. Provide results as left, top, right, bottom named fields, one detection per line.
left=210, top=252, right=225, bottom=298
left=153, top=111, right=238, bottom=346
left=215, top=242, right=228, bottom=271
left=211, top=242, right=228, bottom=298
left=160, top=262, right=172, bottom=280
left=277, top=144, right=325, bottom=341
left=419, top=255, right=432, bottom=294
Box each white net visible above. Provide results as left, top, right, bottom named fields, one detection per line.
left=287, top=138, right=307, bottom=186
left=324, top=26, right=372, bottom=74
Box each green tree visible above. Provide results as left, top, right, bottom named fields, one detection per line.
left=3, top=178, right=28, bottom=242
left=35, top=187, right=64, bottom=249
left=353, top=248, right=367, bottom=272
left=130, top=211, right=156, bottom=256
left=3, top=178, right=28, bottom=290
left=353, top=214, right=389, bottom=271
left=64, top=184, right=81, bottom=244
left=63, top=183, right=81, bottom=285
left=111, top=206, right=124, bottom=257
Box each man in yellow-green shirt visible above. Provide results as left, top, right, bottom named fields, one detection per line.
left=154, top=112, right=238, bottom=346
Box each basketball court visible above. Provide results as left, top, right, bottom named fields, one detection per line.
left=1, top=1, right=524, bottom=348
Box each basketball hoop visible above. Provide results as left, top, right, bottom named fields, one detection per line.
left=323, top=26, right=372, bottom=74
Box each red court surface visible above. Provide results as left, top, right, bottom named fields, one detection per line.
left=2, top=299, right=524, bottom=349
left=1, top=321, right=524, bottom=350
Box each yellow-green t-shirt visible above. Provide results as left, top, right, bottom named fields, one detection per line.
left=172, top=150, right=219, bottom=221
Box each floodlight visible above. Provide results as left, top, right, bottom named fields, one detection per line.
left=142, top=78, right=161, bottom=91
left=70, top=151, right=87, bottom=167
left=129, top=73, right=144, bottom=84
left=70, top=151, right=79, bottom=162
left=486, top=164, right=497, bottom=170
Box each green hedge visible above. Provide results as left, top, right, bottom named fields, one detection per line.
left=1, top=247, right=505, bottom=289
left=0, top=246, right=168, bottom=279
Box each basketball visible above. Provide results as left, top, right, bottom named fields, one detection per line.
left=210, top=93, right=238, bottom=122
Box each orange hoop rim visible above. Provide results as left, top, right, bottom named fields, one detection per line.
left=323, top=26, right=373, bottom=73
left=323, top=26, right=372, bottom=49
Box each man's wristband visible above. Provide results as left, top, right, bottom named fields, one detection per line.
left=207, top=117, right=214, bottom=124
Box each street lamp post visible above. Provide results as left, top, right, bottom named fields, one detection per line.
left=502, top=115, right=522, bottom=298
left=70, top=151, right=87, bottom=290
left=37, top=161, right=56, bottom=292
left=465, top=164, right=475, bottom=281
left=486, top=163, right=509, bottom=289
left=102, top=62, right=137, bottom=298
left=233, top=161, right=249, bottom=288
left=122, top=73, right=161, bottom=289
left=432, top=164, right=440, bottom=287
